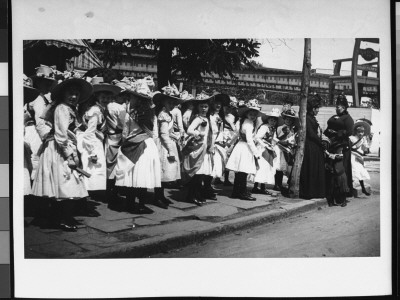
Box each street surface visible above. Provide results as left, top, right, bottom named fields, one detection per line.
left=151, top=166, right=380, bottom=258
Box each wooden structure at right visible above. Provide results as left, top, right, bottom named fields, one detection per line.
left=329, top=38, right=379, bottom=107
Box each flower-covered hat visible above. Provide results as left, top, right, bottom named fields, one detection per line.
left=262, top=107, right=284, bottom=126
left=237, top=99, right=263, bottom=117
left=153, top=83, right=184, bottom=106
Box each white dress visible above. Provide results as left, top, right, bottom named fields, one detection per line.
left=156, top=109, right=181, bottom=182
left=272, top=125, right=296, bottom=176
left=24, top=94, right=52, bottom=180
left=349, top=135, right=371, bottom=181
left=76, top=105, right=107, bottom=191
left=32, top=104, right=88, bottom=199
left=114, top=110, right=161, bottom=189
left=210, top=113, right=227, bottom=179
left=253, top=124, right=276, bottom=184
left=186, top=116, right=213, bottom=176
left=226, top=119, right=261, bottom=175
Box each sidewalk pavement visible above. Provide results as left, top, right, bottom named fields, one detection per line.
left=24, top=160, right=378, bottom=259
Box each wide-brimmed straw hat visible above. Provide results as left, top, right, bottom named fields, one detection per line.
left=280, top=108, right=300, bottom=127
left=88, top=77, right=122, bottom=96
left=237, top=99, right=264, bottom=117
left=51, top=77, right=94, bottom=103
left=353, top=120, right=371, bottom=136
left=153, top=85, right=184, bottom=106
left=189, top=91, right=214, bottom=104
left=261, top=108, right=284, bottom=126
left=23, top=74, right=40, bottom=104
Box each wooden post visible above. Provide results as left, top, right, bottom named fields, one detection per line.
left=289, top=38, right=311, bottom=198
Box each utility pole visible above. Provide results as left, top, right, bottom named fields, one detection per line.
left=289, top=38, right=311, bottom=198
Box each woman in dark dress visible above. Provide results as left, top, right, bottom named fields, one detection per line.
left=324, top=95, right=354, bottom=197
left=299, top=95, right=326, bottom=199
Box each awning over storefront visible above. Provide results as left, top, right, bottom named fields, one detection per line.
left=23, top=39, right=90, bottom=75
left=23, top=39, right=88, bottom=54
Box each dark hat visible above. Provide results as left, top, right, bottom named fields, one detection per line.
left=307, top=94, right=322, bottom=112
left=152, top=92, right=184, bottom=106
left=89, top=77, right=122, bottom=96
left=23, top=75, right=40, bottom=104
left=211, top=92, right=230, bottom=106
left=335, top=94, right=349, bottom=108
left=51, top=78, right=93, bottom=103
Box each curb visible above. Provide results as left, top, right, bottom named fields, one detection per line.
left=70, top=198, right=327, bottom=258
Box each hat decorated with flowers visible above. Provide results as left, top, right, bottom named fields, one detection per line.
left=179, top=90, right=195, bottom=101
left=153, top=83, right=184, bottom=106
left=229, top=96, right=238, bottom=108
left=238, top=99, right=263, bottom=117
left=237, top=99, right=246, bottom=108
left=262, top=107, right=284, bottom=126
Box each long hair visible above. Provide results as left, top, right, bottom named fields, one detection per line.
left=77, top=94, right=97, bottom=120
left=188, top=101, right=211, bottom=126
left=210, top=100, right=226, bottom=131
left=239, top=111, right=257, bottom=134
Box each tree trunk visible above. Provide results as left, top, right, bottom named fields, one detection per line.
left=289, top=38, right=311, bottom=198
left=157, top=40, right=174, bottom=90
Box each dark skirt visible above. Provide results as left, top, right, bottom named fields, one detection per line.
left=299, top=140, right=326, bottom=199
left=342, top=147, right=353, bottom=191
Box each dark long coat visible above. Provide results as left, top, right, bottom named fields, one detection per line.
left=299, top=113, right=326, bottom=199
left=325, top=112, right=354, bottom=193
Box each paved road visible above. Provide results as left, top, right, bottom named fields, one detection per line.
left=151, top=166, right=380, bottom=258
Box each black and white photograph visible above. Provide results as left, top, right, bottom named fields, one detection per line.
left=12, top=0, right=392, bottom=298
left=22, top=38, right=382, bottom=259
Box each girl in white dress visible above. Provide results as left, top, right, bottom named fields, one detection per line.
left=113, top=88, right=162, bottom=214
left=251, top=109, right=280, bottom=195
left=273, top=108, right=299, bottom=190
left=349, top=121, right=372, bottom=196
left=153, top=92, right=185, bottom=207
left=220, top=97, right=239, bottom=186
left=226, top=99, right=263, bottom=201
left=32, top=78, right=93, bottom=231
left=76, top=78, right=121, bottom=201
left=181, top=92, right=214, bottom=206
